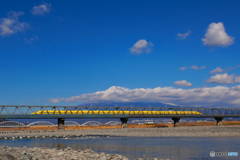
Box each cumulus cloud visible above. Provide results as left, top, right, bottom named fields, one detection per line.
left=231, top=85, right=240, bottom=90
left=209, top=67, right=224, bottom=74
left=206, top=73, right=235, bottom=84
left=180, top=65, right=206, bottom=70
left=190, top=65, right=206, bottom=70
left=177, top=30, right=191, bottom=40
left=48, top=98, right=64, bottom=103
left=129, top=39, right=154, bottom=54
left=0, top=11, right=29, bottom=36
left=235, top=76, right=240, bottom=83
left=48, top=85, right=240, bottom=107
left=31, top=3, right=51, bottom=15
left=202, top=22, right=234, bottom=47
left=179, top=67, right=186, bottom=70
left=209, top=65, right=240, bottom=74
left=173, top=80, right=192, bottom=87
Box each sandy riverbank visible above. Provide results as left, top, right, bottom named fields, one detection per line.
left=0, top=145, right=129, bottom=160
left=1, top=125, right=240, bottom=137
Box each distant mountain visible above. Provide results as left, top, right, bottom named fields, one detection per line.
left=79, top=102, right=179, bottom=108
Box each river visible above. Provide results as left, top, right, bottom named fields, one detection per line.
left=1, top=136, right=240, bottom=159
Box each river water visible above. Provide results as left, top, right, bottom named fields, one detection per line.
left=1, top=136, right=240, bottom=160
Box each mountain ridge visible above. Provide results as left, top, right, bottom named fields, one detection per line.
left=78, top=102, right=179, bottom=107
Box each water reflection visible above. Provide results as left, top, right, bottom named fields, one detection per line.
left=1, top=136, right=240, bottom=160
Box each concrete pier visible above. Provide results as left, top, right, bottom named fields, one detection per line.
left=215, top=117, right=224, bottom=126
left=172, top=117, right=181, bottom=127
left=58, top=118, right=65, bottom=130
left=120, top=118, right=128, bottom=128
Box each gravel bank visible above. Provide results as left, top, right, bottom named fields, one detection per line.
left=0, top=145, right=129, bottom=160
left=1, top=126, right=240, bottom=138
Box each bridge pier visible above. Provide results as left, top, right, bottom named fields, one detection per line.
left=215, top=117, right=224, bottom=126
left=58, top=118, right=65, bottom=130
left=120, top=118, right=128, bottom=128
left=172, top=117, right=181, bottom=127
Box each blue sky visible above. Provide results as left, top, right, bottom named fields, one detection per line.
left=1, top=0, right=240, bottom=107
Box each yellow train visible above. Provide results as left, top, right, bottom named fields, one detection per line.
left=31, top=110, right=202, bottom=115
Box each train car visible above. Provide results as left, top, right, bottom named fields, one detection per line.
left=31, top=110, right=202, bottom=115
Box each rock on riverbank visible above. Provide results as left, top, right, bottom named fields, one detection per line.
left=0, top=145, right=129, bottom=160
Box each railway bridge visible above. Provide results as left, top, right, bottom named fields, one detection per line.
left=0, top=105, right=240, bottom=130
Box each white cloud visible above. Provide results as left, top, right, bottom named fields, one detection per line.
left=206, top=73, right=235, bottom=84
left=190, top=65, right=206, bottom=70
left=173, top=80, right=192, bottom=87
left=199, top=66, right=206, bottom=69
left=129, top=39, right=154, bottom=54
left=24, top=36, right=38, bottom=43
left=235, top=76, right=240, bottom=83
left=179, top=67, right=186, bottom=70
left=201, top=84, right=210, bottom=87
left=202, top=22, right=234, bottom=47
left=209, top=67, right=224, bottom=74
left=48, top=98, right=64, bottom=103
left=180, top=65, right=206, bottom=71
left=48, top=85, right=240, bottom=107
left=209, top=65, right=240, bottom=74
left=177, top=30, right=191, bottom=40
left=190, top=65, right=198, bottom=70
left=31, top=3, right=51, bottom=15
left=231, top=85, right=240, bottom=90
left=0, top=11, right=29, bottom=36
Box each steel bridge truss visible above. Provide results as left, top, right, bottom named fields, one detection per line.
left=0, top=105, right=240, bottom=119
